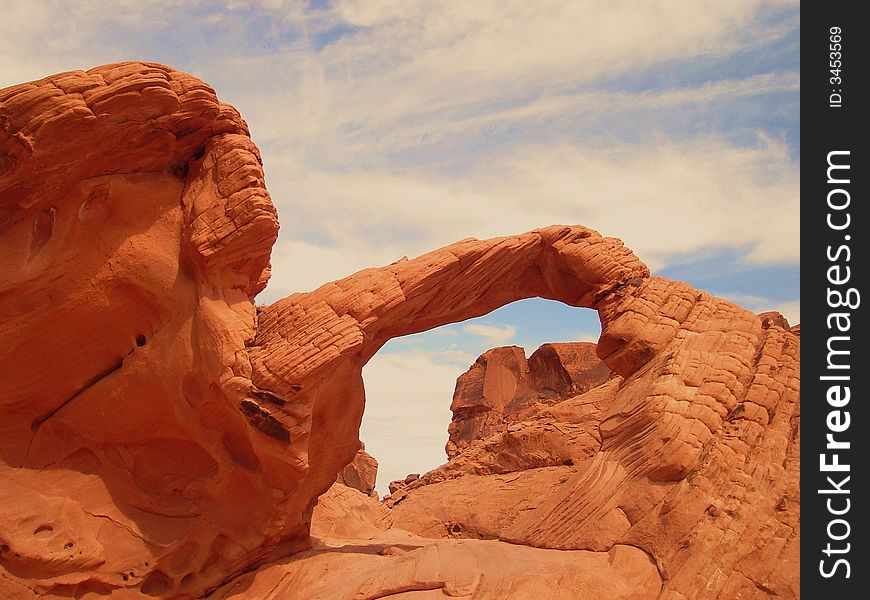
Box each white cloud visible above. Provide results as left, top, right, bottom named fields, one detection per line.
left=360, top=350, right=464, bottom=494
left=324, top=0, right=782, bottom=122
left=0, top=0, right=196, bottom=87
left=571, top=333, right=601, bottom=344
left=463, top=323, right=518, bottom=345
left=770, top=301, right=800, bottom=325
left=2, top=2, right=798, bottom=296
left=439, top=347, right=477, bottom=367
left=431, top=328, right=459, bottom=337
left=210, top=2, right=798, bottom=298
left=258, top=236, right=393, bottom=300
left=720, top=293, right=800, bottom=325
left=258, top=135, right=798, bottom=296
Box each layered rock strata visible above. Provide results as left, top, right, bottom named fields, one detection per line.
left=1, top=62, right=281, bottom=598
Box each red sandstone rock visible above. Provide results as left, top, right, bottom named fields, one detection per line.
left=212, top=538, right=662, bottom=600
left=336, top=447, right=379, bottom=497
left=392, top=301, right=800, bottom=598
left=758, top=311, right=791, bottom=330
left=446, top=342, right=610, bottom=458
left=310, top=483, right=392, bottom=540
left=388, top=473, right=421, bottom=496
left=1, top=63, right=280, bottom=599
left=1, top=63, right=799, bottom=599
left=384, top=347, right=617, bottom=509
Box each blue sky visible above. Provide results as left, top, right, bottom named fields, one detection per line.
left=1, top=0, right=800, bottom=493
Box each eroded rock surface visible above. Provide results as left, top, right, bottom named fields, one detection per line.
left=214, top=537, right=662, bottom=600
left=1, top=62, right=283, bottom=599
left=1, top=63, right=799, bottom=599
left=336, top=447, right=379, bottom=497
left=446, top=342, right=611, bottom=459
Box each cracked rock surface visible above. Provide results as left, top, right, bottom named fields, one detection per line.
left=1, top=63, right=798, bottom=599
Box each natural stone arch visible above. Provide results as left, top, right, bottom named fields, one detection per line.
left=244, top=222, right=779, bottom=555
left=1, top=63, right=799, bottom=599
left=247, top=225, right=653, bottom=528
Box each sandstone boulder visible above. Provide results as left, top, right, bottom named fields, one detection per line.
left=336, top=447, right=379, bottom=497
left=388, top=473, right=421, bottom=496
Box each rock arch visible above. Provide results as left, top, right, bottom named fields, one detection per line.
left=248, top=224, right=649, bottom=510
left=1, top=63, right=799, bottom=599
left=246, top=222, right=797, bottom=560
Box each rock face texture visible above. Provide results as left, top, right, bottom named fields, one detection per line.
left=1, top=63, right=799, bottom=599
left=214, top=534, right=662, bottom=600
left=1, top=63, right=282, bottom=599
left=336, top=447, right=379, bottom=497
left=446, top=342, right=610, bottom=459
left=387, top=318, right=799, bottom=599
left=387, top=345, right=620, bottom=539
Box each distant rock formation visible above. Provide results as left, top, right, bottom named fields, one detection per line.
left=388, top=473, right=420, bottom=495
left=446, top=342, right=611, bottom=458
left=387, top=341, right=618, bottom=536
left=336, top=446, right=379, bottom=497
left=1, top=63, right=799, bottom=599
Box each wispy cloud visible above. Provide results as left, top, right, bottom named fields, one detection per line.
left=571, top=333, right=601, bottom=344
left=3, top=3, right=799, bottom=300
left=463, top=324, right=518, bottom=345
left=258, top=134, right=798, bottom=299
left=439, top=346, right=477, bottom=367
left=769, top=301, right=800, bottom=325
left=719, top=292, right=800, bottom=325
left=360, top=348, right=463, bottom=492
left=318, top=0, right=789, bottom=128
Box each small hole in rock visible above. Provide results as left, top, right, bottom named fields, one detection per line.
left=64, top=542, right=74, bottom=549
left=135, top=334, right=147, bottom=347
left=34, top=524, right=54, bottom=535
left=140, top=570, right=172, bottom=596
left=180, top=573, right=195, bottom=589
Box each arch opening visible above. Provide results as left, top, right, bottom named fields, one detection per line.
left=360, top=298, right=603, bottom=496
